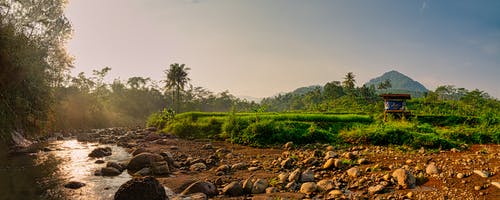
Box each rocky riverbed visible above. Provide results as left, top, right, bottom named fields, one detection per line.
left=74, top=127, right=500, bottom=199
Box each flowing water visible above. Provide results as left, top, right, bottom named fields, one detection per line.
left=0, top=139, right=132, bottom=200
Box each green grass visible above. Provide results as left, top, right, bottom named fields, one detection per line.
left=148, top=111, right=499, bottom=149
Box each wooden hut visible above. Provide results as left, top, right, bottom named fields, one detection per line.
left=380, top=94, right=411, bottom=121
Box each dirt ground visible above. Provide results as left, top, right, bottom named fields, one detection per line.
left=126, top=136, right=500, bottom=199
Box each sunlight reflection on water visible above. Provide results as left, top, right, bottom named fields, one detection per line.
left=0, top=139, right=132, bottom=200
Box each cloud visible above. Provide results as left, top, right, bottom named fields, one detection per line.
left=420, top=0, right=429, bottom=14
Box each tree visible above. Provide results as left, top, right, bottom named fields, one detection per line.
left=127, top=77, right=151, bottom=90
left=342, top=72, right=356, bottom=96
left=324, top=81, right=344, bottom=99
left=377, top=79, right=392, bottom=90
left=342, top=72, right=356, bottom=89
left=164, top=63, right=190, bottom=112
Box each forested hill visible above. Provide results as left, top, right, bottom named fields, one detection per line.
left=365, top=70, right=428, bottom=97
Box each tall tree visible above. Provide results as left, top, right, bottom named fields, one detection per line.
left=164, top=63, right=190, bottom=112
left=342, top=72, right=356, bottom=89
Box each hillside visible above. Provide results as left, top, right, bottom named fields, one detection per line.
left=365, top=70, right=428, bottom=97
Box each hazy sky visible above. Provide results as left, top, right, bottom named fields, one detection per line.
left=65, top=0, right=500, bottom=98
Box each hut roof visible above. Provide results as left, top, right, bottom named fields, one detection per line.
left=380, top=94, right=411, bottom=100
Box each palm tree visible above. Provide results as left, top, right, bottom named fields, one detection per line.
left=342, top=72, right=356, bottom=89
left=164, top=63, right=190, bottom=112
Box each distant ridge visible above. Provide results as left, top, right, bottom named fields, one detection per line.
left=365, top=70, right=428, bottom=97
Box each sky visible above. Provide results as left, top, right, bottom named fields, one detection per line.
left=65, top=0, right=500, bottom=98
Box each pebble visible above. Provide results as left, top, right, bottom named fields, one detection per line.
left=492, top=182, right=500, bottom=189
left=473, top=170, right=490, bottom=178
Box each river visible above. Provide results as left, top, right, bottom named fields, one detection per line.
left=0, top=139, right=132, bottom=200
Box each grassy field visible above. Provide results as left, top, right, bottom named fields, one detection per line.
left=147, top=111, right=499, bottom=149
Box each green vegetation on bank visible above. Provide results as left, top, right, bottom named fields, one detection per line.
left=147, top=112, right=372, bottom=147
left=148, top=110, right=498, bottom=149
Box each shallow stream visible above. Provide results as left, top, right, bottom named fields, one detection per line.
left=0, top=139, right=131, bottom=200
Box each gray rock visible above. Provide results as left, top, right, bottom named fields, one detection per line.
left=88, top=147, right=112, bottom=158
left=368, top=184, right=385, bottom=194
left=160, top=151, right=175, bottom=167
left=131, top=148, right=149, bottom=156
left=101, top=167, right=122, bottom=176
left=95, top=160, right=105, bottom=164
left=127, top=153, right=164, bottom=173
left=426, top=163, right=439, bottom=175
left=134, top=167, right=152, bottom=176
left=300, top=169, right=315, bottom=182
left=231, top=162, right=247, bottom=170
left=347, top=167, right=360, bottom=178
left=300, top=182, right=317, bottom=195
left=107, top=161, right=124, bottom=172
left=251, top=179, right=268, bottom=194
left=392, top=168, right=416, bottom=189
left=281, top=158, right=294, bottom=169
left=181, top=181, right=217, bottom=197
left=114, top=176, right=167, bottom=200
left=64, top=181, right=86, bottom=189
left=152, top=162, right=170, bottom=175
left=222, top=181, right=243, bottom=197
left=242, top=178, right=253, bottom=194
left=190, top=163, right=207, bottom=171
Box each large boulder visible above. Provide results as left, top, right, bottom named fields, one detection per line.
left=127, top=153, right=164, bottom=173
left=89, top=147, right=112, bottom=158
left=114, top=176, right=167, bottom=200
left=392, top=168, right=416, bottom=189
left=181, top=181, right=218, bottom=197
left=251, top=179, right=268, bottom=194
left=347, top=167, right=361, bottom=178
left=101, top=167, right=122, bottom=176
left=107, top=161, right=125, bottom=172
left=222, top=181, right=243, bottom=197
left=131, top=148, right=149, bottom=156
left=64, top=181, right=86, bottom=189
left=300, top=182, right=317, bottom=195
left=300, top=169, right=315, bottom=182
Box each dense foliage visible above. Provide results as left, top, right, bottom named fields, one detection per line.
left=0, top=0, right=72, bottom=140
left=149, top=111, right=372, bottom=147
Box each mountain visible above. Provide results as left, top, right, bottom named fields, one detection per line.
left=364, top=70, right=428, bottom=97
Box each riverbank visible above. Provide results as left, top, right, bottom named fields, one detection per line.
left=78, top=127, right=500, bottom=199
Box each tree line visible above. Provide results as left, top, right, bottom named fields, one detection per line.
left=52, top=65, right=258, bottom=130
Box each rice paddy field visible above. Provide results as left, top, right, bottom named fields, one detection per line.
left=147, top=111, right=499, bottom=149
